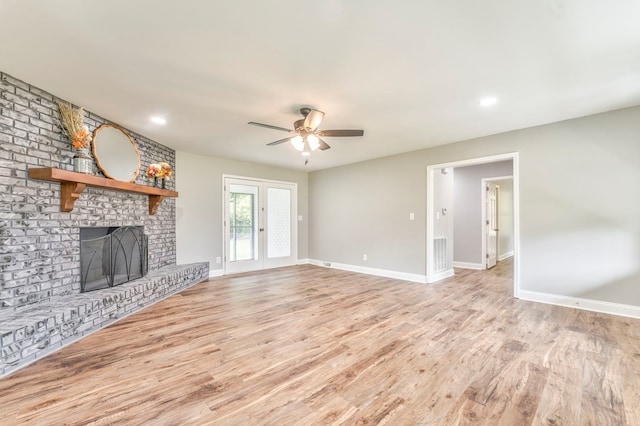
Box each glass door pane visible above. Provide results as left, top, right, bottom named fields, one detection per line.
left=266, top=187, right=291, bottom=258
left=229, top=184, right=258, bottom=262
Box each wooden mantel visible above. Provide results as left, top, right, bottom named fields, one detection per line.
left=28, top=168, right=178, bottom=215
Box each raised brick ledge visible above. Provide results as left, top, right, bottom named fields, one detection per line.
left=0, top=262, right=209, bottom=378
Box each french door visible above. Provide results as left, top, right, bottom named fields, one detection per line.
left=224, top=177, right=297, bottom=274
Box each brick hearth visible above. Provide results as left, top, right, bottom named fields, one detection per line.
left=0, top=263, right=209, bottom=377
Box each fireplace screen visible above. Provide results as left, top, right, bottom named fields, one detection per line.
left=80, top=226, right=148, bottom=292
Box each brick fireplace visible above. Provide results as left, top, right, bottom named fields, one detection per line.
left=0, top=72, right=178, bottom=309
left=0, top=72, right=209, bottom=377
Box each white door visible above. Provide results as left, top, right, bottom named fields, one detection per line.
left=224, top=177, right=297, bottom=274
left=485, top=182, right=499, bottom=269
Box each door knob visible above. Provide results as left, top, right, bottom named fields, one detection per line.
left=259, top=228, right=264, bottom=232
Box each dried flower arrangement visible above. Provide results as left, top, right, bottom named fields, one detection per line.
left=145, top=163, right=164, bottom=178
left=159, top=162, right=173, bottom=179
left=146, top=162, right=173, bottom=179
left=58, top=103, right=92, bottom=149
left=146, top=162, right=173, bottom=189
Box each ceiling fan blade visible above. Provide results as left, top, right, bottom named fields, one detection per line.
left=318, top=138, right=331, bottom=151
left=266, top=137, right=292, bottom=146
left=318, top=129, right=364, bottom=137
left=303, top=110, right=325, bottom=131
left=248, top=122, right=293, bottom=132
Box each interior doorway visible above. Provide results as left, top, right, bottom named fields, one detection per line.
left=223, top=176, right=298, bottom=274
left=485, top=180, right=499, bottom=269
left=426, top=153, right=520, bottom=297
left=481, top=176, right=514, bottom=271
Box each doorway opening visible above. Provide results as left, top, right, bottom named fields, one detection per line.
left=481, top=176, right=514, bottom=270
left=223, top=176, right=298, bottom=274
left=484, top=180, right=499, bottom=269
left=426, top=153, right=520, bottom=298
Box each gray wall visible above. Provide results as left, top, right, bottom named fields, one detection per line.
left=309, top=105, right=640, bottom=307
left=176, top=151, right=308, bottom=273
left=494, top=178, right=514, bottom=258
left=0, top=72, right=177, bottom=309
left=453, top=161, right=513, bottom=265
left=309, top=155, right=425, bottom=272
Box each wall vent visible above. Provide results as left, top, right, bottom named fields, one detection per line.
left=433, top=237, right=447, bottom=273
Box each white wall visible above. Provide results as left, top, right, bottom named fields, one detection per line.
left=309, top=105, right=640, bottom=307
left=176, top=151, right=308, bottom=273
left=453, top=161, right=513, bottom=265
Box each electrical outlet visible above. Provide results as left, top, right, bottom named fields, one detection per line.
left=216, top=256, right=221, bottom=264
left=363, top=254, right=367, bottom=261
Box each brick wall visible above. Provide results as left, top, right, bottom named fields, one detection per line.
left=0, top=72, right=177, bottom=310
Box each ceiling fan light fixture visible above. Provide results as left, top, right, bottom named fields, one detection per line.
left=251, top=107, right=364, bottom=158
left=307, top=133, right=320, bottom=151
left=291, top=135, right=304, bottom=151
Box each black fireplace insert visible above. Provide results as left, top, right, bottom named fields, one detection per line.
left=80, top=226, right=148, bottom=292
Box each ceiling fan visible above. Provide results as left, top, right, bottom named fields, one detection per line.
left=248, top=107, right=364, bottom=163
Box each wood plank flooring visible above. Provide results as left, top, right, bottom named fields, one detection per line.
left=1, top=259, right=639, bottom=425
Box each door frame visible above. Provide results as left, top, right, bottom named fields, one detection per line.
left=222, top=174, right=298, bottom=275
left=426, top=152, right=520, bottom=298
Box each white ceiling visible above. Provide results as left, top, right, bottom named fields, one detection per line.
left=2, top=1, right=640, bottom=171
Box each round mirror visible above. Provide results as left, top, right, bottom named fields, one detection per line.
left=92, top=124, right=141, bottom=182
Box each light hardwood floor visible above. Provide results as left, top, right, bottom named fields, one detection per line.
left=1, top=260, right=639, bottom=425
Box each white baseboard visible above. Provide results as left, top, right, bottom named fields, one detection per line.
left=430, top=268, right=455, bottom=283
left=518, top=290, right=640, bottom=320
left=453, top=261, right=484, bottom=270
left=308, top=259, right=426, bottom=284
left=308, top=259, right=333, bottom=268
left=498, top=251, right=514, bottom=261
left=209, top=269, right=224, bottom=278
left=210, top=259, right=310, bottom=277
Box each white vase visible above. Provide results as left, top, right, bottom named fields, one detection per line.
left=73, top=148, right=91, bottom=174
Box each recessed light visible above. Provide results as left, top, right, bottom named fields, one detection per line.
left=150, top=116, right=166, bottom=125
left=301, top=151, right=311, bottom=157
left=479, top=97, right=498, bottom=107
